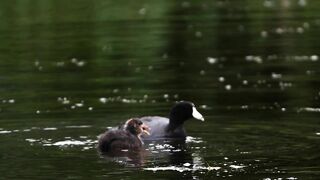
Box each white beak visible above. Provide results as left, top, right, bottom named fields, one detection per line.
left=192, top=107, right=204, bottom=121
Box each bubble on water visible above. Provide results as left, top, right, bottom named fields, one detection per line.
left=298, top=0, right=307, bottom=7
left=298, top=107, right=320, bottom=113
left=144, top=165, right=220, bottom=172
left=241, top=105, right=249, bottom=109
left=263, top=0, right=274, bottom=7
left=297, top=27, right=304, bottom=33
left=183, top=163, right=191, bottom=167
left=122, top=98, right=136, bottom=104
left=0, top=130, right=11, bottom=134
left=303, top=22, right=310, bottom=29
left=276, top=27, right=285, bottom=34
left=242, top=80, right=248, bottom=85
left=271, top=72, right=282, bottom=79
left=148, top=65, right=153, bottom=70
left=43, top=127, right=57, bottom=131
left=207, top=57, right=217, bottom=64
left=163, top=94, right=169, bottom=99
left=34, top=61, right=40, bottom=67
left=88, top=107, right=93, bottom=111
left=282, top=0, right=291, bottom=8
left=113, top=89, right=119, bottom=93
left=138, top=8, right=146, bottom=15
left=8, top=99, right=15, bottom=103
left=225, top=84, right=232, bottom=90
left=71, top=58, right=77, bottom=63
left=199, top=104, right=210, bottom=109
left=25, top=138, right=37, bottom=143
left=173, top=94, right=179, bottom=99
left=65, top=125, right=91, bottom=129
left=195, top=31, right=202, bottom=38
left=58, top=97, right=70, bottom=105
left=261, top=30, right=268, bottom=38
left=310, top=55, right=318, bottom=61
left=230, top=165, right=246, bottom=169
left=75, top=102, right=84, bottom=107
left=281, top=108, right=286, bottom=112
left=306, top=70, right=315, bottom=75
left=218, top=76, right=225, bottom=82
left=279, top=81, right=292, bottom=90
left=76, top=61, right=86, bottom=67
left=53, top=140, right=86, bottom=146
left=200, top=70, right=206, bottom=75
left=245, top=55, right=263, bottom=64
left=186, top=136, right=203, bottom=143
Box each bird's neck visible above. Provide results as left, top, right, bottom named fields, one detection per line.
left=167, top=118, right=183, bottom=132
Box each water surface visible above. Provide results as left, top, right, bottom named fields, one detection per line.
left=1, top=0, right=320, bottom=179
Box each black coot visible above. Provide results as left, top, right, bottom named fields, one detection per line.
left=98, top=118, right=150, bottom=153
left=139, top=101, right=204, bottom=140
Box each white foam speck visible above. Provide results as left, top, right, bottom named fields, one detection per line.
left=299, top=107, right=320, bottom=113
left=298, top=0, right=307, bottom=7
left=263, top=0, right=274, bottom=7
left=310, top=55, right=318, bottom=61
left=52, top=140, right=86, bottom=146
left=261, top=31, right=268, bottom=38
left=99, top=97, right=107, bottom=103
left=8, top=99, right=15, bottom=103
left=138, top=8, right=146, bottom=15
left=144, top=165, right=221, bottom=172
left=245, top=55, right=263, bottom=64
left=297, top=27, right=304, bottom=33
left=43, top=127, right=57, bottom=131
left=230, top=165, right=246, bottom=169
left=271, top=73, right=282, bottom=79
left=65, top=125, right=91, bottom=128
left=195, top=31, right=202, bottom=38
left=75, top=102, right=84, bottom=107
left=0, top=130, right=12, bottom=134
left=287, top=177, right=298, bottom=180
left=207, top=57, right=217, bottom=64
left=218, top=77, right=225, bottom=82
left=25, top=138, right=37, bottom=143
left=186, top=136, right=203, bottom=143
left=225, top=84, right=232, bottom=90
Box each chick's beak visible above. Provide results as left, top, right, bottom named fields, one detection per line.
left=141, top=124, right=150, bottom=136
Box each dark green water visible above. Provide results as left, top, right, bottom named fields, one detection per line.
left=1, top=0, right=320, bottom=179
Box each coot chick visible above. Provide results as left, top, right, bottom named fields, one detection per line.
left=139, top=101, right=204, bottom=140
left=98, top=118, right=150, bottom=153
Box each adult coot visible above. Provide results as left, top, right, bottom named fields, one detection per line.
left=139, top=101, right=204, bottom=140
left=98, top=118, right=150, bottom=153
